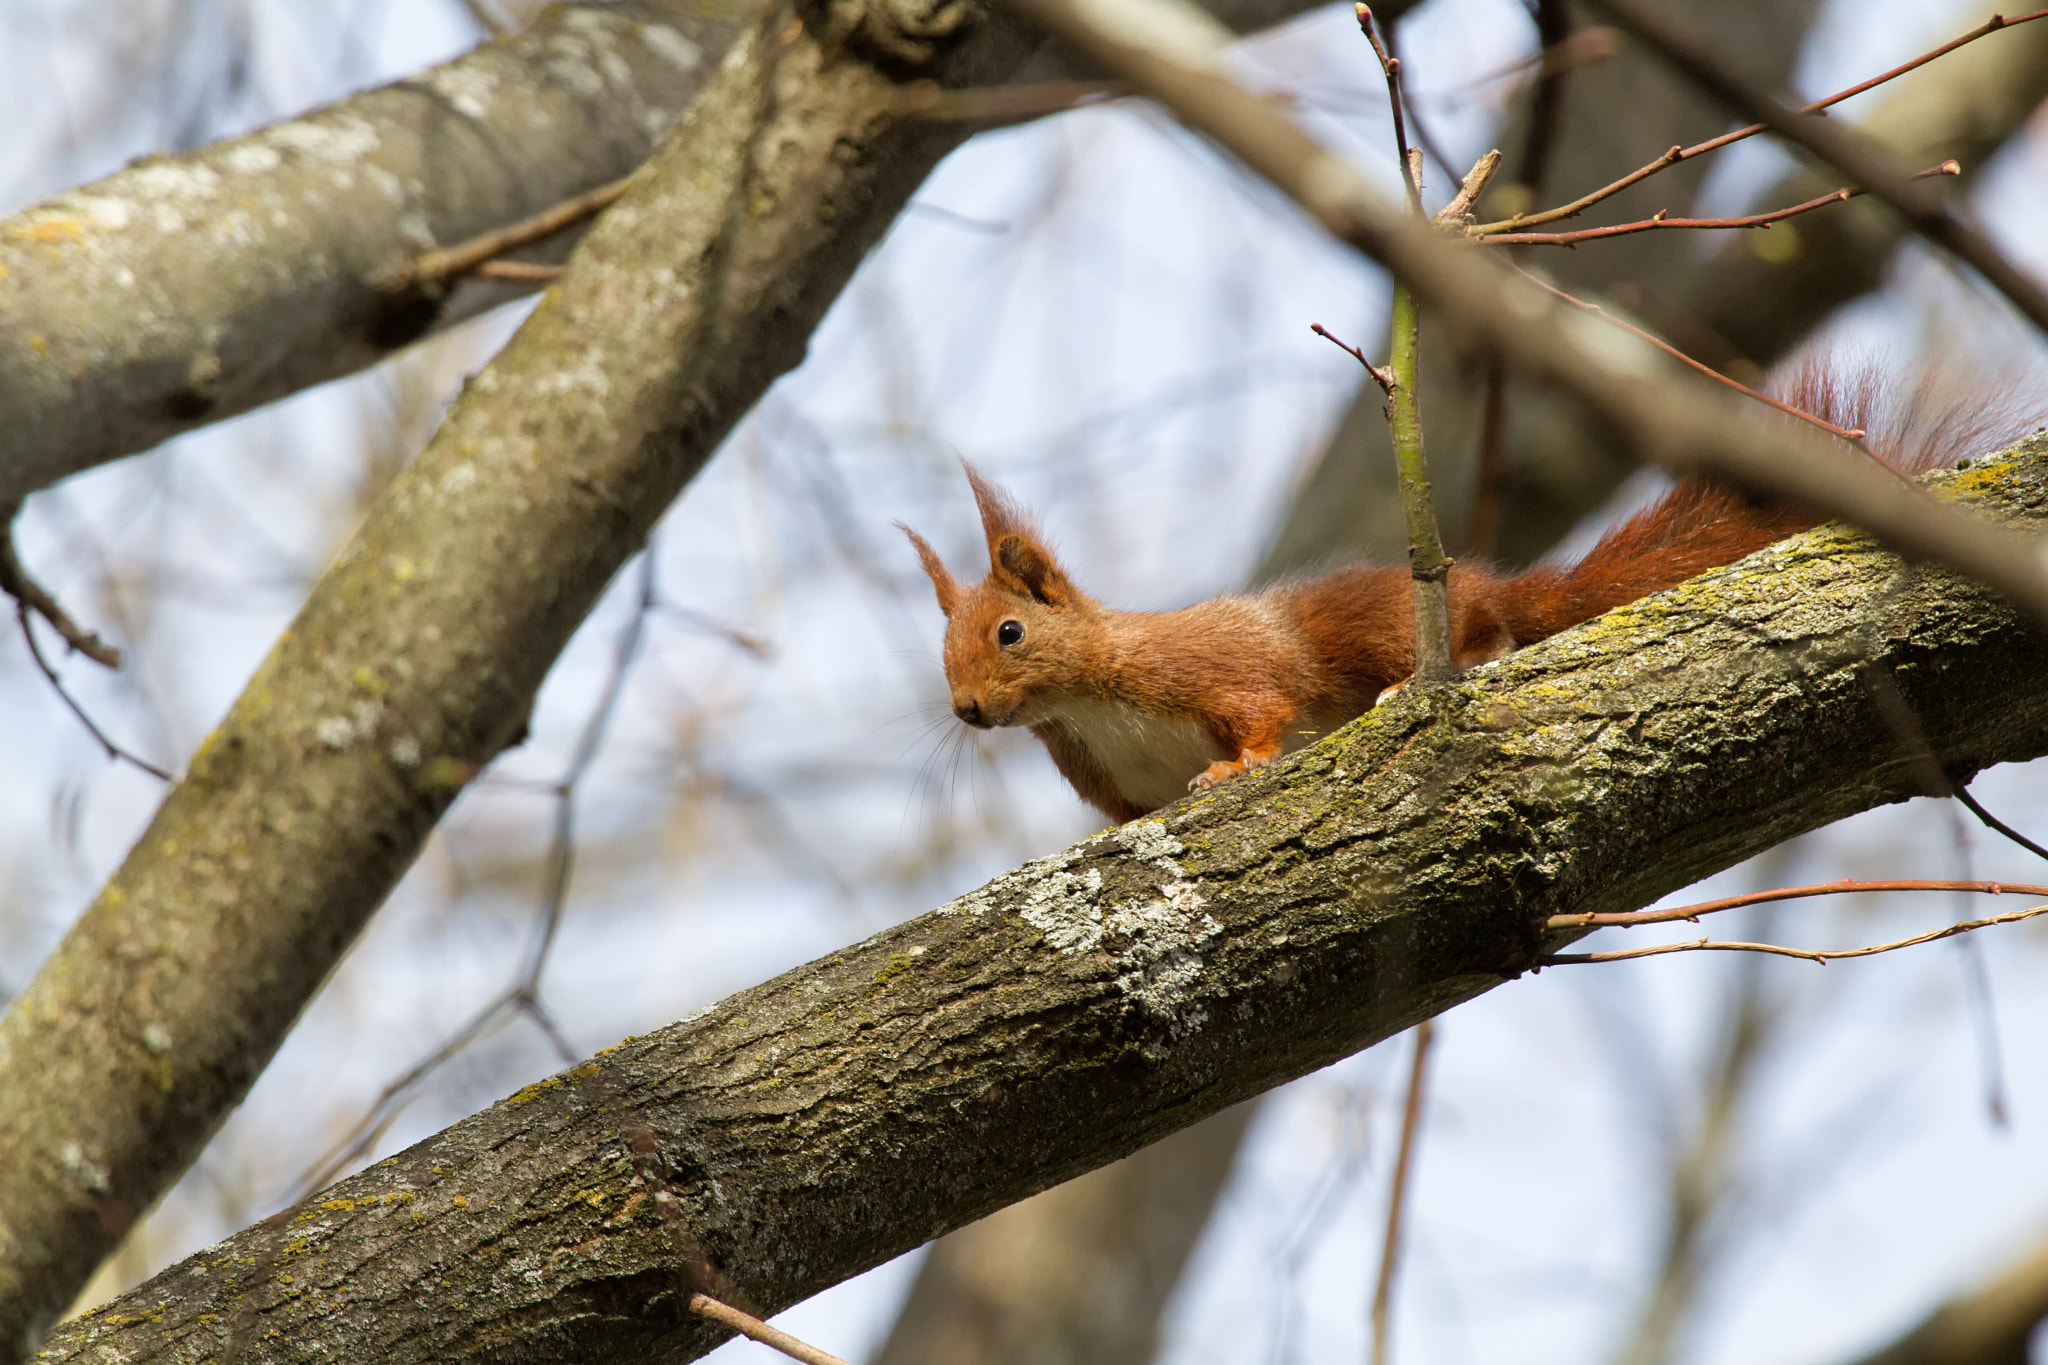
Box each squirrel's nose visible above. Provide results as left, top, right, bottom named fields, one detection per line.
left=954, top=698, right=989, bottom=728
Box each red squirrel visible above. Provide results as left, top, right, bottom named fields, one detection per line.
left=902, top=368, right=2021, bottom=823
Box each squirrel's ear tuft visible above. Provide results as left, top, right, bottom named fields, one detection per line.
left=899, top=524, right=961, bottom=616
left=963, top=461, right=1031, bottom=549
left=995, top=534, right=1072, bottom=606
left=963, top=460, right=1072, bottom=604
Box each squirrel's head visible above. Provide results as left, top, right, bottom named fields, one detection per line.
left=901, top=465, right=1099, bottom=730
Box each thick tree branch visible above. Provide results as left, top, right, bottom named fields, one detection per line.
left=1591, top=0, right=2048, bottom=339
left=0, top=0, right=1358, bottom=510
left=0, top=1, right=745, bottom=506
left=997, top=0, right=2048, bottom=623
left=0, top=0, right=1046, bottom=1348
left=35, top=446, right=2048, bottom=1365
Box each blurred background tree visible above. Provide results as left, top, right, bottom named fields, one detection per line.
left=6, top=0, right=2048, bottom=1362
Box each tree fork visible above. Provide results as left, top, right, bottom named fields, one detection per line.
left=0, top=0, right=1045, bottom=1348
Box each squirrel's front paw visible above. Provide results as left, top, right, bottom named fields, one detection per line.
left=1189, top=759, right=1245, bottom=792
left=1375, top=678, right=1410, bottom=706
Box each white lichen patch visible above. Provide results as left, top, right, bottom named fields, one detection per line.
left=418, top=62, right=501, bottom=121
left=267, top=116, right=383, bottom=165
left=224, top=142, right=283, bottom=177
left=1104, top=879, right=1220, bottom=1032
left=1111, top=820, right=1186, bottom=877
left=125, top=161, right=224, bottom=202
left=59, top=1140, right=111, bottom=1194
left=439, top=461, right=479, bottom=498
left=641, top=24, right=703, bottom=72
left=1016, top=868, right=1108, bottom=952
left=939, top=847, right=1083, bottom=919
left=314, top=698, right=385, bottom=751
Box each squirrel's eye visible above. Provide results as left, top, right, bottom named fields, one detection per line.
left=997, top=620, right=1025, bottom=648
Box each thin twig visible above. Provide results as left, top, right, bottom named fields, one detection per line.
left=1468, top=9, right=2048, bottom=237
left=1596, top=0, right=2048, bottom=339
left=1862, top=662, right=2048, bottom=867
left=14, top=605, right=171, bottom=781
left=1, top=500, right=122, bottom=667
left=1504, top=264, right=1884, bottom=449
left=1541, top=902, right=2048, bottom=965
left=1370, top=1018, right=1433, bottom=1365
left=516, top=549, right=658, bottom=991
left=385, top=174, right=635, bottom=290
left=293, top=988, right=522, bottom=1198
left=1954, top=783, right=2048, bottom=865
left=688, top=1293, right=856, bottom=1365
left=1311, top=323, right=1394, bottom=393
left=1513, top=0, right=1577, bottom=199
left=475, top=260, right=564, bottom=282
left=1355, top=5, right=1419, bottom=213
left=1466, top=0, right=1572, bottom=555
left=1382, top=25, right=1459, bottom=191
left=1550, top=879, right=2048, bottom=931
left=1484, top=161, right=1959, bottom=247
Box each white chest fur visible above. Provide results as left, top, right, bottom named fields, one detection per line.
left=1042, top=697, right=1231, bottom=813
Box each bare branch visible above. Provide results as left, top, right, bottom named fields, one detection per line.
left=384, top=176, right=637, bottom=291
left=1369, top=1019, right=1433, bottom=1365
left=12, top=607, right=170, bottom=782
left=1468, top=8, right=2048, bottom=237
left=689, top=1295, right=854, bottom=1365
left=1482, top=161, right=1958, bottom=247
left=1503, top=266, right=1877, bottom=447
left=0, top=501, right=122, bottom=669
left=993, top=0, right=2048, bottom=623
left=1551, top=879, right=2048, bottom=931
left=1542, top=903, right=2048, bottom=966
left=37, top=443, right=2048, bottom=1365
left=1594, top=0, right=2048, bottom=338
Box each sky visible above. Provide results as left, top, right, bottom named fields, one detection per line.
left=6, top=0, right=2048, bottom=1363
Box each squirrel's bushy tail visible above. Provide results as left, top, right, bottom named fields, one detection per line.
left=1496, top=360, right=2039, bottom=646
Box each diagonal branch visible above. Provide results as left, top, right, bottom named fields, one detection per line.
left=994, top=0, right=2048, bottom=624
left=0, top=0, right=1048, bottom=1348
left=0, top=1, right=751, bottom=507
left=35, top=440, right=2048, bottom=1365
left=1593, top=0, right=2048, bottom=338
left=1467, top=8, right=2048, bottom=238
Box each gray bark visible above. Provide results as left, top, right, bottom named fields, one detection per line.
left=0, top=0, right=1340, bottom=509
left=0, top=1, right=745, bottom=505
left=0, top=0, right=1433, bottom=1346
left=32, top=444, right=2048, bottom=1365
left=0, top=0, right=1044, bottom=1349
left=1263, top=5, right=2048, bottom=577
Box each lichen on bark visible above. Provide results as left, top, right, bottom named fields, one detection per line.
left=34, top=445, right=2048, bottom=1365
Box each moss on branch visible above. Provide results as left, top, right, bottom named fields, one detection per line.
left=35, top=446, right=2048, bottom=1365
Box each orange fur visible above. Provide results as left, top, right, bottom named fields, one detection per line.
left=903, top=369, right=2029, bottom=823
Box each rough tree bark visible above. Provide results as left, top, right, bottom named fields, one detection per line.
left=0, top=0, right=1047, bottom=1349
left=33, top=444, right=2048, bottom=1365
left=0, top=0, right=1342, bottom=508
left=0, top=0, right=745, bottom=505
left=0, top=0, right=1377, bottom=1341
left=1264, top=5, right=2048, bottom=577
